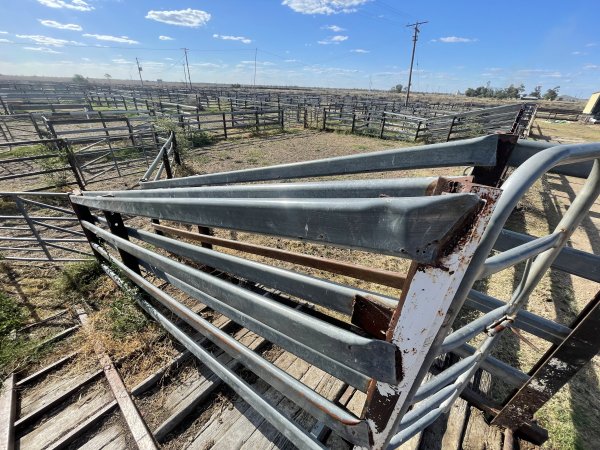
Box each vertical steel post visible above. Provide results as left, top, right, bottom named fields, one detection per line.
left=14, top=196, right=53, bottom=261
left=492, top=290, right=600, bottom=429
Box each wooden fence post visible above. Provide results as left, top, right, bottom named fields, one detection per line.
left=446, top=116, right=457, bottom=141
left=222, top=112, right=228, bottom=139
left=379, top=112, right=386, bottom=139
left=414, top=120, right=422, bottom=141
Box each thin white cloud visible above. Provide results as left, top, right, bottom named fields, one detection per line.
left=16, top=34, right=78, bottom=47
left=435, top=36, right=477, bottom=43
left=24, top=46, right=62, bottom=54
left=112, top=58, right=130, bottom=64
left=37, top=0, right=94, bottom=12
left=284, top=59, right=298, bottom=62
left=323, top=25, right=345, bottom=32
left=351, top=48, right=369, bottom=53
left=0, top=38, right=13, bottom=43
left=81, top=57, right=91, bottom=61
left=159, top=35, right=174, bottom=41
left=146, top=9, right=211, bottom=28
left=83, top=34, right=139, bottom=44
left=239, top=60, right=275, bottom=66
left=572, top=51, right=587, bottom=56
left=191, top=62, right=223, bottom=68
left=212, top=34, right=252, bottom=44
left=318, top=35, right=348, bottom=44
left=39, top=19, right=82, bottom=31
left=283, top=0, right=370, bottom=15
left=584, top=64, right=599, bottom=70
left=585, top=42, right=598, bottom=47
left=0, top=31, right=8, bottom=34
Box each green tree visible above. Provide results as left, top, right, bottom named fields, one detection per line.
left=72, top=74, right=91, bottom=87
left=543, top=86, right=560, bottom=101
left=391, top=84, right=404, bottom=93
left=529, top=85, right=542, bottom=99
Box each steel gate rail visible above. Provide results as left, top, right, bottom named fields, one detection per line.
left=67, top=134, right=600, bottom=449
left=0, top=192, right=92, bottom=262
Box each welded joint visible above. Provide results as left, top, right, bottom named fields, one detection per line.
left=486, top=315, right=515, bottom=337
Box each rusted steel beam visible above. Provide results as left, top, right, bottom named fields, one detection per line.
left=0, top=374, right=16, bottom=450
left=75, top=306, right=157, bottom=450
left=152, top=223, right=406, bottom=289
left=470, top=134, right=518, bottom=187
left=363, top=184, right=499, bottom=449
left=492, top=290, right=600, bottom=430
left=457, top=385, right=548, bottom=445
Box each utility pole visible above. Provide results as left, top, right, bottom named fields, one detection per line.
left=253, top=48, right=257, bottom=87
left=404, top=20, right=427, bottom=106
left=135, top=57, right=144, bottom=87
left=182, top=48, right=192, bottom=90
left=183, top=63, right=189, bottom=88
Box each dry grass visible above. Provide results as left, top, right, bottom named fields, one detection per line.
left=530, top=119, right=600, bottom=143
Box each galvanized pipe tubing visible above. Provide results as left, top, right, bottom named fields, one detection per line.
left=94, top=256, right=325, bottom=450
left=85, top=177, right=444, bottom=199
left=139, top=135, right=499, bottom=189
left=95, top=248, right=369, bottom=447
left=465, top=289, right=570, bottom=344
left=411, top=353, right=478, bottom=403
left=126, top=226, right=396, bottom=314
left=140, top=133, right=172, bottom=181
left=389, top=336, right=499, bottom=448
left=82, top=220, right=395, bottom=386
left=71, top=193, right=482, bottom=263
left=388, top=143, right=600, bottom=445
left=479, top=232, right=563, bottom=279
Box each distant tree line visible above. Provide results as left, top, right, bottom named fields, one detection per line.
left=464, top=83, right=560, bottom=101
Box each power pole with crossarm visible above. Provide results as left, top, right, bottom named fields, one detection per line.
left=405, top=20, right=428, bottom=106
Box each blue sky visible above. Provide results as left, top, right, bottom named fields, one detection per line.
left=0, top=0, right=598, bottom=97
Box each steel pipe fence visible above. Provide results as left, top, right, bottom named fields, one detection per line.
left=0, top=192, right=92, bottom=262
left=70, top=168, right=498, bottom=449
left=1, top=82, right=536, bottom=146
left=65, top=133, right=600, bottom=449
left=140, top=132, right=179, bottom=182
left=0, top=136, right=164, bottom=192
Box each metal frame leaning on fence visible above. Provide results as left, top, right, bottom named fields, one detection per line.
left=66, top=135, right=600, bottom=449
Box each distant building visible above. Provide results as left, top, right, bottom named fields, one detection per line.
left=583, top=92, right=600, bottom=116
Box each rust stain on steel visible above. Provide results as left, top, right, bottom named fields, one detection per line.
left=430, top=176, right=473, bottom=195
left=75, top=305, right=158, bottom=450
left=439, top=182, right=502, bottom=261
left=351, top=294, right=395, bottom=340
left=152, top=223, right=406, bottom=288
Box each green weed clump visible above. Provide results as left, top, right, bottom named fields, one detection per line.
left=55, top=260, right=104, bottom=303
left=106, top=293, right=148, bottom=338
left=0, top=290, right=29, bottom=381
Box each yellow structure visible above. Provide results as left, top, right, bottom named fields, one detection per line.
left=583, top=92, right=600, bottom=115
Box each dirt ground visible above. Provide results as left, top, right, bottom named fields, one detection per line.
left=1, top=123, right=599, bottom=449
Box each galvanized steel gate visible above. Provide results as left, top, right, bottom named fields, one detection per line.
left=34, top=135, right=600, bottom=448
